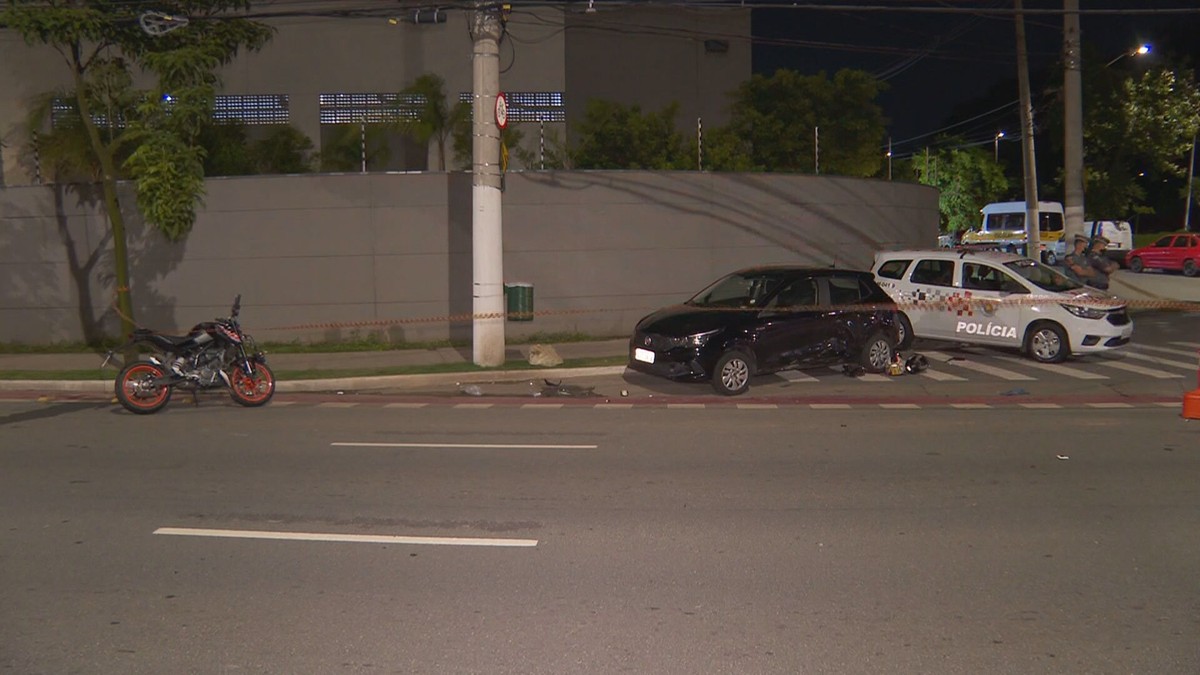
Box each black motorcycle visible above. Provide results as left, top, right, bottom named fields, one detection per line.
left=104, top=295, right=275, bottom=414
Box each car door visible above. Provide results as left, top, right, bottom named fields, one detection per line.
left=957, top=262, right=1026, bottom=347
left=1142, top=235, right=1177, bottom=269
left=904, top=257, right=959, bottom=340
left=1168, top=235, right=1196, bottom=271
left=751, top=276, right=832, bottom=371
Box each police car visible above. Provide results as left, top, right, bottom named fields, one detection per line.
left=871, top=249, right=1133, bottom=363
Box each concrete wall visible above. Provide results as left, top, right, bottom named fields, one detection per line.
left=0, top=171, right=938, bottom=345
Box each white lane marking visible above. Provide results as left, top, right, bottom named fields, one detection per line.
left=1169, top=341, right=1200, bottom=349
left=1121, top=352, right=1199, bottom=371
left=919, top=368, right=967, bottom=381
left=1087, top=402, right=1134, bottom=409
left=879, top=403, right=920, bottom=409
left=950, top=403, right=992, bottom=409
left=522, top=403, right=564, bottom=408
left=779, top=370, right=818, bottom=383
left=1091, top=360, right=1183, bottom=379
left=1130, top=344, right=1199, bottom=358
left=154, top=527, right=537, bottom=548
left=737, top=403, right=778, bottom=409
left=332, top=442, right=597, bottom=449
left=270, top=401, right=297, bottom=406
left=810, top=403, right=851, bottom=409
left=595, top=403, right=633, bottom=409
left=318, top=402, right=358, bottom=408
left=1156, top=402, right=1180, bottom=408
left=923, top=351, right=1036, bottom=381
left=667, top=403, right=705, bottom=409
left=1020, top=403, right=1063, bottom=409
left=826, top=366, right=892, bottom=382
left=994, top=355, right=1108, bottom=380
left=385, top=402, right=428, bottom=408
left=455, top=403, right=494, bottom=409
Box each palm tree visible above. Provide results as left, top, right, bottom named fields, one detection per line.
left=394, top=74, right=469, bottom=171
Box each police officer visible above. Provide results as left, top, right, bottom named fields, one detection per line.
left=1064, top=233, right=1103, bottom=286
left=1088, top=235, right=1120, bottom=278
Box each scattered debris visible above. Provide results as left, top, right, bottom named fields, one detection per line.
left=1056, top=454, right=1070, bottom=460
left=539, top=379, right=597, bottom=398
left=842, top=364, right=866, bottom=377
left=460, top=384, right=484, bottom=396
left=904, top=354, right=929, bottom=374
left=1001, top=388, right=1030, bottom=396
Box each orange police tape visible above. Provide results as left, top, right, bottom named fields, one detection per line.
left=256, top=295, right=1200, bottom=333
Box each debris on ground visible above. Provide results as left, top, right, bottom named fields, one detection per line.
left=539, top=379, right=597, bottom=397
left=528, top=344, right=564, bottom=367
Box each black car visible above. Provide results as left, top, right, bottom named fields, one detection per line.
left=628, top=266, right=899, bottom=395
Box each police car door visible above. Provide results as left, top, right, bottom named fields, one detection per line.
left=956, top=262, right=1025, bottom=346
left=904, top=257, right=959, bottom=340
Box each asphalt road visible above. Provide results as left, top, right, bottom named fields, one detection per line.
left=2, top=403, right=1198, bottom=674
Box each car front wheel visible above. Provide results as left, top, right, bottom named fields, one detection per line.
left=711, top=350, right=753, bottom=396
left=859, top=332, right=894, bottom=373
left=1027, top=322, right=1069, bottom=364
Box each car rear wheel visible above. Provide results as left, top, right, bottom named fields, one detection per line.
left=1026, top=322, right=1069, bottom=364
left=895, top=312, right=914, bottom=350
left=1129, top=257, right=1144, bottom=273
left=711, top=350, right=753, bottom=396
left=859, top=332, right=893, bottom=373
left=1184, top=260, right=1198, bottom=278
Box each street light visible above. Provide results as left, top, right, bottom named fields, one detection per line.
left=1106, top=43, right=1151, bottom=67
left=994, top=131, right=1005, bottom=162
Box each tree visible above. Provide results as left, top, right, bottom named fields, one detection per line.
left=394, top=74, right=469, bottom=171
left=902, top=142, right=1010, bottom=232
left=2, top=1, right=274, bottom=340
left=570, top=100, right=689, bottom=170
left=726, top=68, right=888, bottom=176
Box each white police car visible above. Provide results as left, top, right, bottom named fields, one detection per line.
left=871, top=249, right=1133, bottom=363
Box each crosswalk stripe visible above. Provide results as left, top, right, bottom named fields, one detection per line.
left=824, top=367, right=892, bottom=382
left=919, top=368, right=967, bottom=381
left=1090, top=360, right=1183, bottom=379
left=1120, top=352, right=1198, bottom=371
left=1131, top=344, right=1199, bottom=358
left=923, top=351, right=1035, bottom=381
left=779, top=370, right=819, bottom=383
left=994, top=355, right=1108, bottom=380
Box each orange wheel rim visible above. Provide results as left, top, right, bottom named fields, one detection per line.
left=233, top=364, right=273, bottom=402
left=121, top=364, right=168, bottom=409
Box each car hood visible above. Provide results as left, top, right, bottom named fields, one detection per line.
left=635, top=305, right=752, bottom=336
left=1060, top=287, right=1126, bottom=310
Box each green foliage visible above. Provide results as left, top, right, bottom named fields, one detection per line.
left=726, top=68, right=888, bottom=176
left=124, top=130, right=206, bottom=241
left=394, top=73, right=469, bottom=171
left=251, top=125, right=314, bottom=174
left=318, top=123, right=392, bottom=172
left=698, top=125, right=754, bottom=172
left=570, top=100, right=689, bottom=170
left=904, top=142, right=1010, bottom=231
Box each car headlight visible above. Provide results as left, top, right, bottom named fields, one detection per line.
left=1060, top=303, right=1105, bottom=320
left=677, top=329, right=720, bottom=348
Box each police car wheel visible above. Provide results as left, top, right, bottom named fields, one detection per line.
left=1027, top=323, right=1069, bottom=364
left=895, top=313, right=914, bottom=350
left=860, top=332, right=893, bottom=373
left=711, top=350, right=753, bottom=396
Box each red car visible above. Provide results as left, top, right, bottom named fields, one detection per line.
left=1125, top=233, right=1200, bottom=277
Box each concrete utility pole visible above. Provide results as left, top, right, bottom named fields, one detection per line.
left=470, top=2, right=505, bottom=367
left=1015, top=0, right=1041, bottom=259
left=1063, top=0, right=1086, bottom=242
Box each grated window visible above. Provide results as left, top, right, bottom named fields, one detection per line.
left=319, top=93, right=427, bottom=124
left=213, top=94, right=290, bottom=124
left=457, top=91, right=565, bottom=123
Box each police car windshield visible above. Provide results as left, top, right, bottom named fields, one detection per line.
left=1004, top=259, right=1082, bottom=292
left=687, top=272, right=787, bottom=308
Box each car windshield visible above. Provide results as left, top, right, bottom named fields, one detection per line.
left=1004, top=258, right=1082, bottom=292
left=687, top=271, right=788, bottom=308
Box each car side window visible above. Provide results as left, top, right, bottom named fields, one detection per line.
left=1153, top=236, right=1174, bottom=247
left=876, top=259, right=910, bottom=280
left=828, top=276, right=866, bottom=306
left=910, top=259, right=955, bottom=287
left=769, top=278, right=818, bottom=309
left=963, top=263, right=1027, bottom=293
left=1174, top=237, right=1191, bottom=248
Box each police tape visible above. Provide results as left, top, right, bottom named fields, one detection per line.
left=258, top=295, right=1200, bottom=332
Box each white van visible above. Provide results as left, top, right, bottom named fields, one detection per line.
left=1085, top=220, right=1134, bottom=266
left=871, top=248, right=1133, bottom=363
left=961, top=201, right=1067, bottom=265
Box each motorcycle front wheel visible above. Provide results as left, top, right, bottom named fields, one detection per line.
left=115, top=362, right=172, bottom=414
left=229, top=361, right=276, bottom=407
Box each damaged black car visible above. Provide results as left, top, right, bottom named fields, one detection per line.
left=628, top=266, right=900, bottom=395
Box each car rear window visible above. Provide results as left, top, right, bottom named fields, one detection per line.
left=828, top=275, right=876, bottom=306
left=876, top=259, right=910, bottom=280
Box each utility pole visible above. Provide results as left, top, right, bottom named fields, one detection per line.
left=470, top=2, right=505, bottom=367
left=1186, top=135, right=1196, bottom=232
left=1063, top=0, right=1086, bottom=242
left=1015, top=0, right=1041, bottom=259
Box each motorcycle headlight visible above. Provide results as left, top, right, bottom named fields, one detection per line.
left=1060, top=303, right=1105, bottom=320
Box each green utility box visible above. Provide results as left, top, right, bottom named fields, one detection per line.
left=504, top=282, right=534, bottom=321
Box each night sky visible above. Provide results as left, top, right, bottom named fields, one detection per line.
left=751, top=1, right=1200, bottom=158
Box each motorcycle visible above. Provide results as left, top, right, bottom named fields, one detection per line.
left=103, top=294, right=275, bottom=414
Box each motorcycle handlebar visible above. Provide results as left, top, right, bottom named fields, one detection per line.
left=231, top=294, right=242, bottom=319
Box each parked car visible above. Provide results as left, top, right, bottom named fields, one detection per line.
left=872, top=249, right=1132, bottom=363
left=627, top=266, right=899, bottom=396
left=1125, top=233, right=1200, bottom=277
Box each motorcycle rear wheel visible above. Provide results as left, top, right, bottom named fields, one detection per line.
left=229, top=361, right=276, bottom=407
left=115, top=362, right=172, bottom=414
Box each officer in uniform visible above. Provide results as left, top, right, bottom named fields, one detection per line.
left=1088, top=235, right=1120, bottom=282
left=1064, top=233, right=1103, bottom=287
